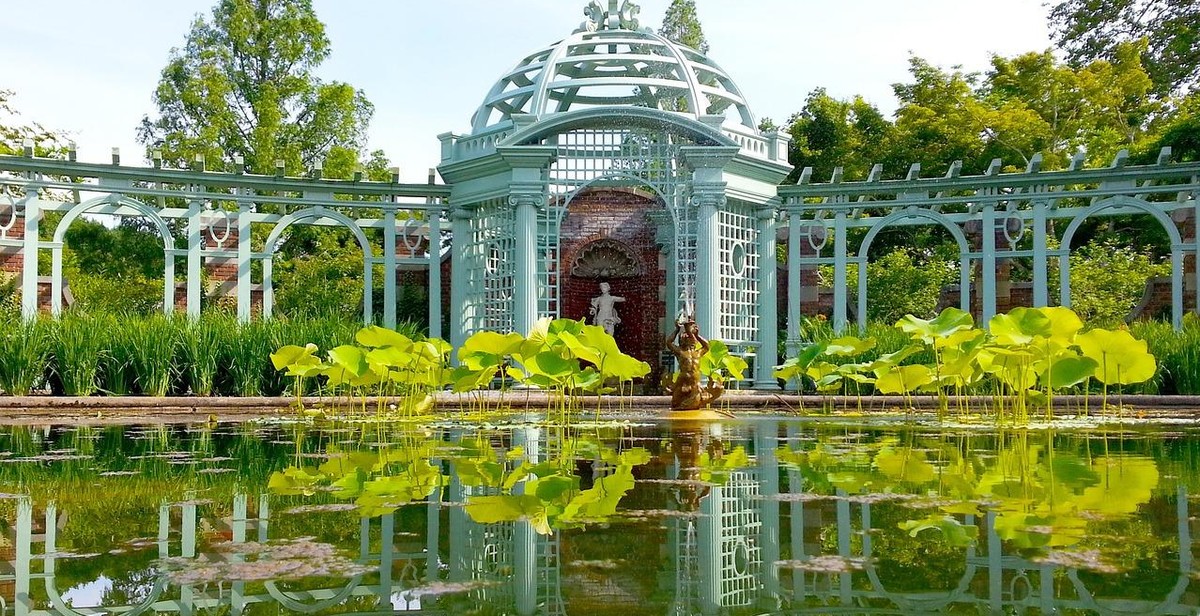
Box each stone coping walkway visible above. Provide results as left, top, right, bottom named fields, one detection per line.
left=0, top=392, right=1198, bottom=423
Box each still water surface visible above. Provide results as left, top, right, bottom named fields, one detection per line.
left=0, top=416, right=1197, bottom=615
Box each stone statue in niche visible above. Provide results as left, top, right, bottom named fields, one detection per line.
left=589, top=281, right=625, bottom=335
left=662, top=314, right=724, bottom=411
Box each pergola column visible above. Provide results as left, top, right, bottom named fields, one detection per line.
left=498, top=147, right=556, bottom=336
left=511, top=190, right=543, bottom=337
left=185, top=199, right=203, bottom=318
left=20, top=185, right=39, bottom=320
left=681, top=146, right=739, bottom=340
left=449, top=207, right=472, bottom=359
left=428, top=210, right=443, bottom=340
left=755, top=206, right=778, bottom=388
left=236, top=194, right=253, bottom=323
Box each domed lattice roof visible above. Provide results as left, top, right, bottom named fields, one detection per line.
left=470, top=1, right=757, bottom=135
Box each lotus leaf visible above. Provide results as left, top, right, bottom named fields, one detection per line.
left=328, top=345, right=369, bottom=378
left=989, top=307, right=1053, bottom=346
left=562, top=468, right=635, bottom=522
left=464, top=494, right=543, bottom=525
left=875, top=447, right=936, bottom=484
left=365, top=346, right=412, bottom=373
left=1075, top=328, right=1157, bottom=385
left=874, top=364, right=934, bottom=394
left=896, top=307, right=974, bottom=346
left=1073, top=456, right=1158, bottom=516
left=268, top=466, right=324, bottom=496
left=899, top=514, right=978, bottom=547
left=517, top=351, right=578, bottom=380
left=355, top=325, right=412, bottom=349
left=270, top=343, right=320, bottom=371
left=1035, top=350, right=1098, bottom=389
left=697, top=446, right=750, bottom=485
left=1039, top=306, right=1085, bottom=341
left=824, top=336, right=876, bottom=357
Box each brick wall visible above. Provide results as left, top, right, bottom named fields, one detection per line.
left=0, top=207, right=25, bottom=273
left=200, top=215, right=239, bottom=284
left=558, top=188, right=667, bottom=373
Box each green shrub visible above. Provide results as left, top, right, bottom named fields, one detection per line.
left=67, top=270, right=164, bottom=315
left=1060, top=239, right=1170, bottom=326
left=273, top=245, right=366, bottom=321
left=0, top=272, right=18, bottom=314
left=821, top=248, right=958, bottom=324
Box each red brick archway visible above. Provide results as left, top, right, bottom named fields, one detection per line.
left=558, top=188, right=667, bottom=375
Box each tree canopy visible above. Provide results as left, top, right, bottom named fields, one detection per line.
left=136, top=0, right=375, bottom=176
left=1049, top=0, right=1199, bottom=95
left=786, top=44, right=1166, bottom=182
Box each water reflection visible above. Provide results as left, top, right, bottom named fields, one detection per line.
left=0, top=420, right=1196, bottom=614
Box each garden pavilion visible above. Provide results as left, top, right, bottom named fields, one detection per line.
left=436, top=0, right=792, bottom=385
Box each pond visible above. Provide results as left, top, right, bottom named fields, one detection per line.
left=0, top=414, right=1197, bottom=615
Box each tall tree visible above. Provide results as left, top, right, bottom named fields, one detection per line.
left=658, top=0, right=709, bottom=54
left=654, top=0, right=711, bottom=114
left=137, top=0, right=374, bottom=176
left=1048, top=0, right=1200, bottom=95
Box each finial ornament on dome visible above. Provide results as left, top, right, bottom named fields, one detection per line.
left=576, top=0, right=643, bottom=33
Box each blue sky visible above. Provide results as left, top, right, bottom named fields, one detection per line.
left=5, top=0, right=1052, bottom=181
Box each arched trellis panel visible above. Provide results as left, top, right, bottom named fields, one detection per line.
left=780, top=149, right=1200, bottom=372
left=50, top=195, right=179, bottom=316
left=855, top=209, right=973, bottom=332
left=261, top=207, right=376, bottom=324
left=557, top=172, right=674, bottom=321
left=1058, top=196, right=1186, bottom=329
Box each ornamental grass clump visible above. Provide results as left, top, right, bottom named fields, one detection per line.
left=223, top=319, right=274, bottom=397
left=1131, top=317, right=1200, bottom=395
left=0, top=316, right=51, bottom=395
left=98, top=314, right=138, bottom=395
left=125, top=314, right=179, bottom=396
left=178, top=314, right=225, bottom=396
left=50, top=311, right=105, bottom=395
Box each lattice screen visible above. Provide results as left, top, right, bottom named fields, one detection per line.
left=544, top=129, right=693, bottom=319
left=671, top=519, right=702, bottom=616
left=718, top=200, right=759, bottom=354
left=467, top=516, right=515, bottom=606
left=464, top=199, right=515, bottom=333
left=717, top=470, right=762, bottom=607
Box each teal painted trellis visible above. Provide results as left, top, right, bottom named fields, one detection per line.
left=0, top=148, right=450, bottom=334
left=777, top=149, right=1200, bottom=357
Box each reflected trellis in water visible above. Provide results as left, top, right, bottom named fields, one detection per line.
left=1, top=419, right=1200, bottom=614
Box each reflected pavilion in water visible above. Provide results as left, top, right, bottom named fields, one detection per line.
left=0, top=419, right=1196, bottom=615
